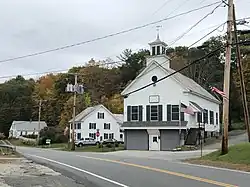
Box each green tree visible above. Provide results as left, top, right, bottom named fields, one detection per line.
left=119, top=49, right=150, bottom=86
left=0, top=76, right=35, bottom=135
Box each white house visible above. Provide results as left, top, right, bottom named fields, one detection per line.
left=9, top=121, right=47, bottom=138
left=121, top=35, right=221, bottom=151
left=69, top=105, right=124, bottom=142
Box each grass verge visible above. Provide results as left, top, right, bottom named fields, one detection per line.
left=61, top=144, right=125, bottom=152
left=187, top=143, right=250, bottom=172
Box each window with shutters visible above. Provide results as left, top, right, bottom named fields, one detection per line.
left=203, top=109, right=208, bottom=124
left=172, top=105, right=179, bottom=121
left=89, top=133, right=96, bottom=139
left=104, top=133, right=108, bottom=139
left=104, top=123, right=110, bottom=129
left=77, top=123, right=81, bottom=129
left=109, top=133, right=114, bottom=139
left=197, top=112, right=202, bottom=123
left=150, top=105, right=158, bottom=121
left=89, top=123, right=96, bottom=129
left=210, top=111, right=214, bottom=124
left=77, top=133, right=81, bottom=140
left=131, top=106, right=139, bottom=121
left=97, top=112, right=104, bottom=119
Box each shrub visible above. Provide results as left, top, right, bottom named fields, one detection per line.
left=21, top=139, right=36, bottom=146
left=55, top=134, right=68, bottom=143
left=39, top=126, right=67, bottom=145
left=106, top=143, right=112, bottom=148
left=98, top=143, right=103, bottom=148
left=23, top=134, right=37, bottom=139
left=115, top=142, right=119, bottom=147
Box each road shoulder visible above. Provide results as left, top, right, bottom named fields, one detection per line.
left=0, top=157, right=86, bottom=187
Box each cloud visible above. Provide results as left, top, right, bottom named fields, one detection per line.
left=0, top=0, right=248, bottom=80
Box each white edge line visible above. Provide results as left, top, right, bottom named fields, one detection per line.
left=26, top=154, right=129, bottom=187
left=173, top=161, right=250, bottom=175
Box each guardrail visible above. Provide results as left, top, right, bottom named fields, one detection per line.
left=0, top=140, right=16, bottom=154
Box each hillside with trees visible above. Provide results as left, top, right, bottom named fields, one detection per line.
left=0, top=35, right=249, bottom=137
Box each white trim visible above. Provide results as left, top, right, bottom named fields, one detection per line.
left=131, top=106, right=139, bottom=121
left=121, top=126, right=187, bottom=130
left=121, top=60, right=188, bottom=95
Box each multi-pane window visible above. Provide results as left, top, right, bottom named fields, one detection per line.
left=197, top=112, right=202, bottom=123
left=97, top=112, right=104, bottom=119
left=77, top=133, right=81, bottom=140
left=104, top=133, right=109, bottom=139
left=216, top=112, right=219, bottom=125
left=104, top=123, right=110, bottom=130
left=203, top=109, right=208, bottom=124
left=109, top=133, right=114, bottom=139
left=89, top=133, right=96, bottom=139
left=71, top=123, right=77, bottom=129
left=131, top=106, right=139, bottom=121
left=210, top=111, right=214, bottom=124
left=89, top=123, right=96, bottom=129
left=77, top=123, right=81, bottom=129
left=150, top=105, right=158, bottom=121
left=172, top=105, right=179, bottom=121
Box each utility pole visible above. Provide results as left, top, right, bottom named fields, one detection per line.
left=71, top=74, right=77, bottom=151
left=233, top=5, right=250, bottom=142
left=222, top=0, right=234, bottom=155
left=36, top=99, right=42, bottom=145
left=65, top=73, right=84, bottom=151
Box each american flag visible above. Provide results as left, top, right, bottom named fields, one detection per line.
left=180, top=103, right=194, bottom=115
left=211, top=87, right=226, bottom=97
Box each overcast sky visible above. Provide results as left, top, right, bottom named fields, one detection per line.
left=0, top=0, right=249, bottom=81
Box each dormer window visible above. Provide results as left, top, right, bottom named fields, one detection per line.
left=152, top=46, right=156, bottom=55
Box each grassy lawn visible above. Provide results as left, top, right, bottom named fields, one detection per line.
left=39, top=143, right=68, bottom=149
left=188, top=143, right=250, bottom=171
left=9, top=138, right=67, bottom=149
left=62, top=144, right=125, bottom=152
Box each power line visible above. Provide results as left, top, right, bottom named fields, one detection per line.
left=0, top=2, right=221, bottom=65
left=0, top=22, right=226, bottom=82
left=169, top=2, right=223, bottom=46
left=151, top=0, right=175, bottom=17
left=125, top=39, right=250, bottom=97
left=125, top=47, right=222, bottom=97
left=0, top=60, right=123, bottom=80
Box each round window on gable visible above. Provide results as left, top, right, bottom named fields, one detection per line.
left=151, top=76, right=158, bottom=83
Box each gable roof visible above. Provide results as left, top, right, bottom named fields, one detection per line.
left=11, top=121, right=47, bottom=131
left=69, top=105, right=122, bottom=123
left=113, top=114, right=124, bottom=124
left=121, top=60, right=220, bottom=104
left=69, top=105, right=99, bottom=123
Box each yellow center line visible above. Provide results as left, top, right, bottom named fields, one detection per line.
left=76, top=155, right=238, bottom=187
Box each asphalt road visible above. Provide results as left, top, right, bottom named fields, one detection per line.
left=18, top=147, right=250, bottom=187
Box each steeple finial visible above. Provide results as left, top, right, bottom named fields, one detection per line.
left=156, top=25, right=162, bottom=40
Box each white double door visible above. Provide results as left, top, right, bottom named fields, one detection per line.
left=149, top=135, right=160, bottom=150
